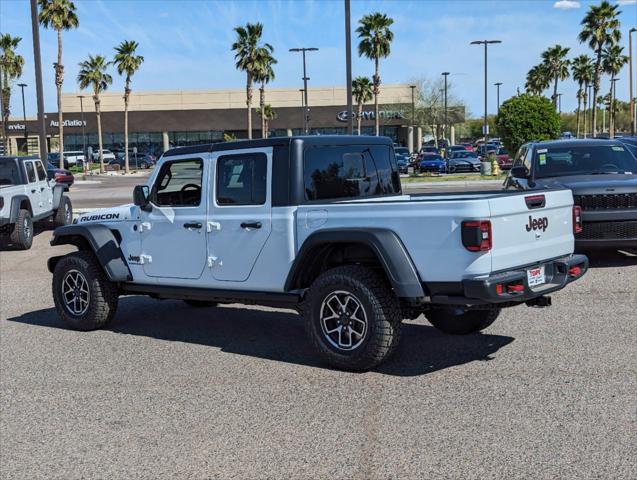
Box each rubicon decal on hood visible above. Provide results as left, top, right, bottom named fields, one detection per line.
left=75, top=205, right=134, bottom=223
left=79, top=213, right=121, bottom=222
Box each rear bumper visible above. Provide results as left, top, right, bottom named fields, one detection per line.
left=427, top=254, right=588, bottom=306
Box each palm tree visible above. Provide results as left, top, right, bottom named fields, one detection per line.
left=351, top=76, right=373, bottom=135
left=253, top=47, right=276, bottom=139
left=256, top=104, right=276, bottom=137
left=541, top=45, right=570, bottom=108
left=77, top=55, right=112, bottom=173
left=38, top=0, right=79, bottom=168
left=602, top=44, right=628, bottom=138
left=0, top=34, right=25, bottom=155
left=525, top=64, right=550, bottom=96
left=571, top=54, right=593, bottom=137
left=578, top=0, right=622, bottom=137
left=356, top=12, right=394, bottom=136
left=232, top=22, right=271, bottom=140
left=113, top=40, right=144, bottom=174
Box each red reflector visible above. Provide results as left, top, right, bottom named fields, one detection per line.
left=573, top=206, right=583, bottom=234
left=496, top=284, right=504, bottom=295
left=507, top=284, right=525, bottom=293
left=569, top=266, right=581, bottom=277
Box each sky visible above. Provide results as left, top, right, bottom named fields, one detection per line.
left=1, top=0, right=636, bottom=119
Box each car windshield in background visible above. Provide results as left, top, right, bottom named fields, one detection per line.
left=451, top=151, right=478, bottom=159
left=0, top=161, right=20, bottom=186
left=395, top=147, right=409, bottom=155
left=534, top=145, right=637, bottom=178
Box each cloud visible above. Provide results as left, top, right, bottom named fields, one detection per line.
left=615, top=0, right=636, bottom=5
left=553, top=0, right=581, bottom=9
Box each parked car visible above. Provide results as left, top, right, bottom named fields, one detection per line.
left=394, top=147, right=411, bottom=173
left=47, top=135, right=587, bottom=371
left=461, top=143, right=475, bottom=152
left=445, top=145, right=468, bottom=158
left=416, top=145, right=440, bottom=161
left=47, top=151, right=85, bottom=169
left=495, top=148, right=512, bottom=170
left=108, top=154, right=156, bottom=170
left=91, top=149, right=116, bottom=162
left=419, top=154, right=446, bottom=174
left=447, top=151, right=481, bottom=173
left=477, top=143, right=499, bottom=160
left=47, top=163, right=74, bottom=190
left=505, top=139, right=637, bottom=250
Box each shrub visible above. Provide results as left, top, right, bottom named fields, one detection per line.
left=495, top=94, right=560, bottom=154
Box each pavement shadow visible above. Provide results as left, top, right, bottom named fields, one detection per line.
left=7, top=298, right=514, bottom=377
left=583, top=249, right=637, bottom=269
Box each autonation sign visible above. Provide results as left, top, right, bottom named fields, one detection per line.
left=336, top=110, right=405, bottom=122
left=49, top=119, right=87, bottom=128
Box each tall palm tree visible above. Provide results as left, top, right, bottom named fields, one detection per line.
left=232, top=22, right=271, bottom=140
left=256, top=104, right=276, bottom=137
left=0, top=34, right=24, bottom=155
left=571, top=54, right=593, bottom=137
left=253, top=47, right=276, bottom=139
left=541, top=45, right=570, bottom=108
left=578, top=0, right=621, bottom=137
left=113, top=40, right=144, bottom=174
left=77, top=55, right=112, bottom=173
left=525, top=64, right=550, bottom=96
left=602, top=44, right=628, bottom=138
left=356, top=12, right=394, bottom=136
left=38, top=0, right=79, bottom=168
left=351, top=76, right=373, bottom=135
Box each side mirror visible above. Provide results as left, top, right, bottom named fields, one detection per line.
left=133, top=185, right=151, bottom=211
left=510, top=165, right=529, bottom=178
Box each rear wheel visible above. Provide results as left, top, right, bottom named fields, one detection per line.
left=425, top=307, right=500, bottom=335
left=54, top=196, right=73, bottom=227
left=9, top=209, right=33, bottom=250
left=52, top=251, right=118, bottom=331
left=183, top=300, right=218, bottom=308
left=304, top=265, right=402, bottom=371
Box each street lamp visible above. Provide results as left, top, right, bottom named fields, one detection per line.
left=289, top=47, right=319, bottom=134
left=629, top=27, right=636, bottom=136
left=344, top=0, right=353, bottom=135
left=442, top=72, right=450, bottom=141
left=557, top=93, right=562, bottom=114
left=17, top=83, right=28, bottom=147
left=610, top=77, right=620, bottom=138
left=409, top=85, right=416, bottom=151
left=77, top=95, right=87, bottom=162
left=494, top=82, right=502, bottom=115
left=471, top=40, right=502, bottom=142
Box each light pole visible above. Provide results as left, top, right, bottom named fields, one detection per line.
left=610, top=77, right=619, bottom=138
left=30, top=0, right=47, bottom=161
left=17, top=84, right=28, bottom=149
left=471, top=40, right=502, bottom=143
left=442, top=72, right=449, bottom=141
left=494, top=82, right=502, bottom=115
left=629, top=27, right=636, bottom=136
left=289, top=47, right=319, bottom=134
left=557, top=93, right=562, bottom=114
left=77, top=95, right=87, bottom=161
left=410, top=85, right=416, bottom=151
left=299, top=88, right=304, bottom=132
left=344, top=0, right=353, bottom=135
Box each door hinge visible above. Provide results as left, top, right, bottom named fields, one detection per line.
left=140, top=222, right=151, bottom=232
left=207, top=221, right=221, bottom=233
left=207, top=256, right=222, bottom=268
left=140, top=254, right=152, bottom=264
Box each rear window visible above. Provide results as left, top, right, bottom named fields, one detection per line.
left=304, top=145, right=401, bottom=201
left=0, top=160, right=20, bottom=186
left=534, top=145, right=637, bottom=178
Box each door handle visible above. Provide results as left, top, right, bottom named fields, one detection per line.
left=183, top=222, right=202, bottom=229
left=31, top=189, right=36, bottom=193
left=240, top=221, right=262, bottom=229
left=40, top=187, right=45, bottom=192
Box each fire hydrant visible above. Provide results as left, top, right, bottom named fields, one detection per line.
left=489, top=152, right=501, bottom=176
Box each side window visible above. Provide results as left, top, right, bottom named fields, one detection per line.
left=304, top=146, right=368, bottom=200
left=35, top=161, right=47, bottom=181
left=369, top=146, right=401, bottom=195
left=152, top=158, right=203, bottom=207
left=25, top=161, right=36, bottom=183
left=216, top=153, right=267, bottom=205
left=513, top=147, right=526, bottom=167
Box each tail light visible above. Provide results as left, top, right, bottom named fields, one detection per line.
left=461, top=220, right=492, bottom=252
left=572, top=206, right=583, bottom=234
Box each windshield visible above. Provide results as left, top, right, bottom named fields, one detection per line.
left=0, top=160, right=20, bottom=186
left=534, top=145, right=637, bottom=178
left=451, top=151, right=477, bottom=159
left=395, top=148, right=409, bottom=155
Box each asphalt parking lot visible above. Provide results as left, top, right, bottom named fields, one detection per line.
left=1, top=226, right=635, bottom=478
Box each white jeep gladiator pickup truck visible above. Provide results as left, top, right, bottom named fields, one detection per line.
left=1, top=155, right=73, bottom=249
left=48, top=136, right=587, bottom=371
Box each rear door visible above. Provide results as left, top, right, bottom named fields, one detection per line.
left=208, top=148, right=272, bottom=282
left=23, top=160, right=45, bottom=217
left=488, top=190, right=574, bottom=272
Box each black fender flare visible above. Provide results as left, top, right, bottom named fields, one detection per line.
left=52, top=183, right=65, bottom=211
left=9, top=195, right=32, bottom=222
left=285, top=228, right=425, bottom=299
left=48, top=224, right=132, bottom=282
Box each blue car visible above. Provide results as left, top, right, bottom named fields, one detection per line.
left=419, top=154, right=446, bottom=174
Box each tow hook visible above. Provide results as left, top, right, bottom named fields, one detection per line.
left=526, top=296, right=552, bottom=308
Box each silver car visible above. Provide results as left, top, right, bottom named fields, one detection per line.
left=447, top=151, right=481, bottom=173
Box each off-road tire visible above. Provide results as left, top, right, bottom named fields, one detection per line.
left=54, top=196, right=73, bottom=227
left=9, top=209, right=33, bottom=250
left=52, top=251, right=118, bottom=331
left=425, top=307, right=500, bottom=335
left=304, top=265, right=402, bottom=372
left=184, top=300, right=218, bottom=308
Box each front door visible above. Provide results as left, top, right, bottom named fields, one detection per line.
left=140, top=156, right=208, bottom=279
left=208, top=149, right=272, bottom=282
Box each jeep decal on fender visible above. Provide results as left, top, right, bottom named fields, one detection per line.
left=79, top=213, right=121, bottom=222
left=525, top=215, right=549, bottom=232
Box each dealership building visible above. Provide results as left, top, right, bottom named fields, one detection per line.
left=3, top=83, right=463, bottom=156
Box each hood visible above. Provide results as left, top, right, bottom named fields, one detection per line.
left=535, top=173, right=637, bottom=194
left=75, top=204, right=136, bottom=224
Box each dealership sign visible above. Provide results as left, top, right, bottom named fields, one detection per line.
left=8, top=123, right=25, bottom=130
left=336, top=110, right=405, bottom=122
left=49, top=119, right=86, bottom=128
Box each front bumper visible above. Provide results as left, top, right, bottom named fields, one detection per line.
left=428, top=254, right=589, bottom=306
left=575, top=219, right=637, bottom=249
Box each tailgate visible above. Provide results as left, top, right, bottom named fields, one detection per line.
left=489, top=190, right=574, bottom=272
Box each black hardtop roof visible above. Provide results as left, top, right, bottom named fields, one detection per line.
left=0, top=155, right=40, bottom=163
left=163, top=135, right=394, bottom=157
left=527, top=138, right=624, bottom=149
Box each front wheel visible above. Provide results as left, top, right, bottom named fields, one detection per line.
left=304, top=265, right=402, bottom=371
left=52, top=251, right=118, bottom=331
left=425, top=307, right=500, bottom=335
